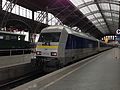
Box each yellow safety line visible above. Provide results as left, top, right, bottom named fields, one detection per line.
left=36, top=45, right=58, bottom=49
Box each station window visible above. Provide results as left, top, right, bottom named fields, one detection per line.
left=2, top=0, right=32, bottom=19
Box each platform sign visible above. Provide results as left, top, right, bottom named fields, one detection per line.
left=116, top=29, right=120, bottom=35
left=116, top=29, right=120, bottom=43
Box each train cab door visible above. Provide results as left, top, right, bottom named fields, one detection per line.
left=58, top=29, right=68, bottom=66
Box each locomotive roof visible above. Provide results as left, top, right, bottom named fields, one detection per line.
left=65, top=27, right=97, bottom=41
left=42, top=25, right=64, bottom=31
left=42, top=25, right=97, bottom=41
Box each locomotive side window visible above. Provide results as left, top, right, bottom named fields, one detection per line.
left=39, top=32, right=61, bottom=42
left=0, top=36, right=3, bottom=39
left=10, top=35, right=17, bottom=40
left=5, top=35, right=10, bottom=40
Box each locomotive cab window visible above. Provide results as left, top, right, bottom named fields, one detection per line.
left=39, top=32, right=61, bottom=42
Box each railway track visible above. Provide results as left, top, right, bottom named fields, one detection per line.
left=0, top=70, right=47, bottom=90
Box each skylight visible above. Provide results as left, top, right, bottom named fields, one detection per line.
left=87, top=15, right=95, bottom=19
left=70, top=0, right=119, bottom=34
left=88, top=4, right=99, bottom=12
left=99, top=3, right=110, bottom=10
left=94, top=13, right=102, bottom=18
left=80, top=7, right=90, bottom=14
left=111, top=4, right=119, bottom=11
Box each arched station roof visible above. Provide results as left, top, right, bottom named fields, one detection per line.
left=7, top=0, right=120, bottom=38
left=70, top=0, right=120, bottom=35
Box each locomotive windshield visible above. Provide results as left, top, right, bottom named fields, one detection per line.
left=38, top=32, right=61, bottom=42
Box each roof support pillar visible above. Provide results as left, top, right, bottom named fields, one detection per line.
left=29, top=11, right=34, bottom=42
left=46, top=7, right=48, bottom=25
left=94, top=0, right=112, bottom=33
left=32, top=11, right=34, bottom=21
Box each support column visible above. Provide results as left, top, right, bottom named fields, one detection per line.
left=46, top=7, right=48, bottom=25
left=29, top=10, right=35, bottom=42
left=32, top=10, right=34, bottom=21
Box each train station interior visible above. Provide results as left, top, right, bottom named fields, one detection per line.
left=0, top=0, right=120, bottom=90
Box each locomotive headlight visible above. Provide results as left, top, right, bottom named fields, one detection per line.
left=51, top=52, right=57, bottom=56
left=36, top=51, right=41, bottom=55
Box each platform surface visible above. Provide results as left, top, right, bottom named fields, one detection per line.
left=13, top=48, right=120, bottom=90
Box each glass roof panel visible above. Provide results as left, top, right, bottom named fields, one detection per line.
left=97, top=26, right=102, bottom=29
left=97, top=27, right=104, bottom=31
left=95, top=23, right=106, bottom=27
left=70, top=0, right=84, bottom=6
left=112, top=13, right=119, bottom=17
left=84, top=0, right=94, bottom=3
left=106, top=18, right=112, bottom=21
left=102, top=25, right=107, bottom=29
left=87, top=15, right=95, bottom=19
left=104, top=12, right=111, bottom=17
left=88, top=4, right=98, bottom=11
left=99, top=3, right=110, bottom=10
left=111, top=4, right=119, bottom=11
left=94, top=13, right=102, bottom=18
left=97, top=27, right=108, bottom=34
left=113, top=20, right=118, bottom=22
left=100, top=23, right=106, bottom=25
left=80, top=7, right=90, bottom=14
left=92, top=20, right=98, bottom=23
left=95, top=24, right=101, bottom=26
left=98, top=19, right=104, bottom=22
left=99, top=29, right=106, bottom=34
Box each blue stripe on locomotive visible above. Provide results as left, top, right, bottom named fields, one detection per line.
left=65, top=34, right=98, bottom=49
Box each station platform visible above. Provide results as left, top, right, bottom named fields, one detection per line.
left=12, top=48, right=120, bottom=90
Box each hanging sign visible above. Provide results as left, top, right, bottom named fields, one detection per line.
left=116, top=29, right=120, bottom=35
left=116, top=29, right=120, bottom=43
